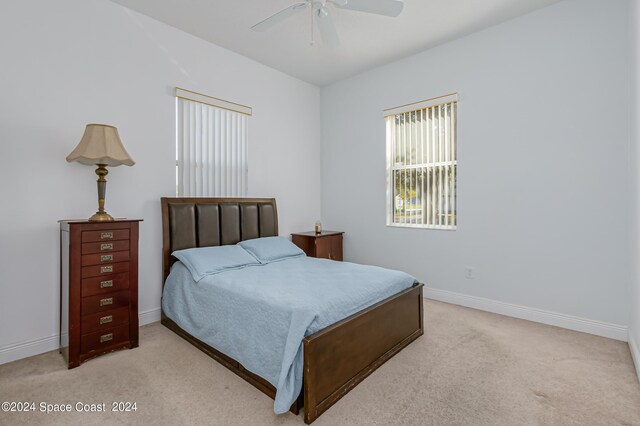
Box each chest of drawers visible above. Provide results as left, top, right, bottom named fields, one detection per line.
left=60, top=219, right=142, bottom=368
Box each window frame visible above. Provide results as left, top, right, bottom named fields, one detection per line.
left=175, top=87, right=251, bottom=198
left=385, top=93, right=458, bottom=230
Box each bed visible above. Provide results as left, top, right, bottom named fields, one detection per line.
left=160, top=197, right=424, bottom=423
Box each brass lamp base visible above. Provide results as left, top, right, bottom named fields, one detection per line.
left=88, top=164, right=115, bottom=222
left=89, top=212, right=114, bottom=222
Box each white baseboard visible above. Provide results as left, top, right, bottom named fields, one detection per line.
left=0, top=334, right=62, bottom=366
left=425, top=287, right=628, bottom=341
left=0, top=308, right=162, bottom=366
left=139, top=307, right=161, bottom=326
left=629, top=331, right=640, bottom=384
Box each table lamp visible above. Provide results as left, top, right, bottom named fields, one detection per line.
left=66, top=124, right=135, bottom=221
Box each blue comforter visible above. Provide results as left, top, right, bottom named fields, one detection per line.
left=162, top=256, right=417, bottom=414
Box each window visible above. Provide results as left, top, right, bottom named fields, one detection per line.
left=385, top=93, right=458, bottom=229
left=175, top=87, right=252, bottom=197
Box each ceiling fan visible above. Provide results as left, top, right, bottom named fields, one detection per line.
left=251, top=0, right=404, bottom=46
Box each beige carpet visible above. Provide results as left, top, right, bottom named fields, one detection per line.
left=1, top=300, right=639, bottom=426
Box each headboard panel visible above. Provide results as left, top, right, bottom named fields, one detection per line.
left=161, top=197, right=278, bottom=284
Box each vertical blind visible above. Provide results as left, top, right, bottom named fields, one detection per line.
left=385, top=93, right=458, bottom=229
left=176, top=88, right=251, bottom=197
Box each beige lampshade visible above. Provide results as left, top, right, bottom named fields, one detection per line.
left=66, top=124, right=135, bottom=166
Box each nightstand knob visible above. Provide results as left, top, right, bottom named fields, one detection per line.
left=100, top=232, right=113, bottom=240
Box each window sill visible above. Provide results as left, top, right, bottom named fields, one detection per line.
left=386, top=223, right=457, bottom=231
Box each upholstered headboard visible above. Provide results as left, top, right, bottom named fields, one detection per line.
left=160, top=197, right=278, bottom=284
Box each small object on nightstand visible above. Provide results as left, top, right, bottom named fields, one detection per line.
left=59, top=218, right=142, bottom=368
left=315, top=220, right=322, bottom=235
left=291, top=230, right=343, bottom=261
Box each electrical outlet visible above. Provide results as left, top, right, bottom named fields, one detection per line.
left=465, top=267, right=474, bottom=279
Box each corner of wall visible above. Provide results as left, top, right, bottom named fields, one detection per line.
left=630, top=331, right=640, bottom=383
left=629, top=0, right=640, bottom=383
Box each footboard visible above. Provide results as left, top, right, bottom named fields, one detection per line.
left=302, top=283, right=424, bottom=424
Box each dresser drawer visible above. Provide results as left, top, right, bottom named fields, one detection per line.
left=81, top=324, right=130, bottom=354
left=82, top=262, right=130, bottom=279
left=82, top=273, right=129, bottom=297
left=82, top=290, right=129, bottom=315
left=82, top=229, right=130, bottom=243
left=81, top=250, right=130, bottom=267
left=82, top=240, right=129, bottom=254
left=82, top=307, right=129, bottom=334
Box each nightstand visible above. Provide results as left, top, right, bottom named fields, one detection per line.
left=291, top=231, right=344, bottom=261
left=59, top=219, right=142, bottom=368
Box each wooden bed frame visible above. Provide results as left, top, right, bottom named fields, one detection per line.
left=160, top=197, right=424, bottom=424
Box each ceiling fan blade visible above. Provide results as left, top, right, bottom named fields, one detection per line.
left=316, top=8, right=340, bottom=46
left=251, top=2, right=308, bottom=32
left=333, top=0, right=404, bottom=17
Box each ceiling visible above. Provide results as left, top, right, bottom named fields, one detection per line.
left=110, top=0, right=563, bottom=86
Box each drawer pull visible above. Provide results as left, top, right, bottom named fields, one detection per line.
left=100, top=297, right=113, bottom=307
left=100, top=333, right=113, bottom=343
left=100, top=254, right=113, bottom=262
left=100, top=315, right=113, bottom=325
left=100, top=280, right=113, bottom=289
left=100, top=232, right=113, bottom=240
left=100, top=243, right=113, bottom=251
left=100, top=265, right=113, bottom=273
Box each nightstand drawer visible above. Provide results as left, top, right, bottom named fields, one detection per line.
left=291, top=231, right=344, bottom=261
left=82, top=290, right=129, bottom=315
left=82, top=229, right=130, bottom=243
left=82, top=273, right=129, bottom=297
left=82, top=307, right=129, bottom=334
left=81, top=324, right=130, bottom=354
left=82, top=262, right=130, bottom=279
left=82, top=240, right=129, bottom=254
left=81, top=250, right=130, bottom=266
left=315, top=235, right=343, bottom=261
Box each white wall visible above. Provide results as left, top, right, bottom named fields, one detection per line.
left=0, top=0, right=321, bottom=363
left=321, top=0, right=631, bottom=327
left=630, top=0, right=640, bottom=377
